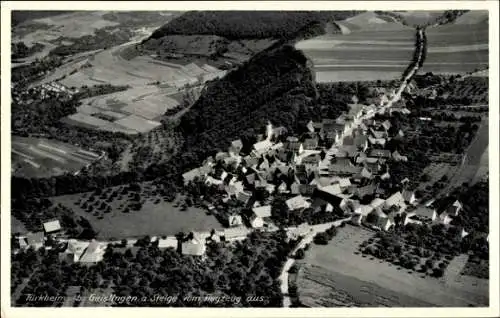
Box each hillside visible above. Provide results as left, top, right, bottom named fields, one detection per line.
left=174, top=45, right=317, bottom=167
left=149, top=11, right=359, bottom=40
left=454, top=10, right=488, bottom=25
left=337, top=11, right=412, bottom=32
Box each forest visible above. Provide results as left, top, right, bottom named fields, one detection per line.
left=12, top=230, right=296, bottom=307
left=11, top=41, right=45, bottom=60
left=149, top=11, right=359, bottom=41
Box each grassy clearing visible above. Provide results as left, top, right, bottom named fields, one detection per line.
left=52, top=184, right=223, bottom=240
left=296, top=225, right=488, bottom=307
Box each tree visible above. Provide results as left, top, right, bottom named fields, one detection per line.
left=294, top=248, right=305, bottom=259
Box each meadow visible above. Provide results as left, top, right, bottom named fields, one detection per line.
left=11, top=136, right=102, bottom=178
left=296, top=225, right=488, bottom=307
left=52, top=185, right=223, bottom=240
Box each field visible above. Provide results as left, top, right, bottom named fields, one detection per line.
left=52, top=185, right=223, bottom=240
left=48, top=42, right=219, bottom=134
left=296, top=225, right=488, bottom=307
left=422, top=21, right=489, bottom=74
left=11, top=136, right=103, bottom=178
left=296, top=12, right=414, bottom=82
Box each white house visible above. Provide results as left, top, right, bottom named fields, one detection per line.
left=439, top=212, right=453, bottom=225
left=402, top=189, right=417, bottom=205
left=43, top=220, right=61, bottom=234
left=445, top=200, right=463, bottom=217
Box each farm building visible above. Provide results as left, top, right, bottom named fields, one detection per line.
left=61, top=239, right=90, bottom=263
left=413, top=207, right=438, bottom=222
left=223, top=226, right=249, bottom=241
left=79, top=240, right=104, bottom=264
left=43, top=219, right=62, bottom=234
left=286, top=195, right=311, bottom=211
left=383, top=191, right=407, bottom=211
left=402, top=189, right=417, bottom=205
left=181, top=238, right=206, bottom=257
left=157, top=237, right=178, bottom=249
left=26, top=232, right=45, bottom=250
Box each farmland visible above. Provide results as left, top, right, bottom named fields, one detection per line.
left=11, top=136, right=103, bottom=178
left=52, top=184, right=223, bottom=240
left=296, top=12, right=415, bottom=82
left=295, top=225, right=488, bottom=307
left=422, top=16, right=488, bottom=74
left=49, top=42, right=222, bottom=134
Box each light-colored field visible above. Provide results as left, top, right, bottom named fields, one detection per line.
left=423, top=21, right=488, bottom=74
left=393, top=10, right=445, bottom=26
left=33, top=11, right=119, bottom=38
left=336, top=11, right=412, bottom=33
left=114, top=115, right=162, bottom=133
left=11, top=136, right=102, bottom=178
left=296, top=225, right=488, bottom=307
left=56, top=44, right=223, bottom=88
left=52, top=190, right=224, bottom=239
left=52, top=42, right=225, bottom=133
left=296, top=20, right=414, bottom=82
left=454, top=11, right=489, bottom=25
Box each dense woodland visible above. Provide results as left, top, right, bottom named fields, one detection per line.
left=11, top=56, right=63, bottom=87
left=50, top=28, right=134, bottom=57
left=13, top=230, right=295, bottom=307
left=149, top=11, right=359, bottom=40
left=11, top=41, right=45, bottom=60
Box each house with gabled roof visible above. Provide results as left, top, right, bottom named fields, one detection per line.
left=252, top=139, right=273, bottom=157
left=62, top=239, right=89, bottom=263
left=445, top=200, right=462, bottom=217
left=319, top=183, right=342, bottom=196
left=286, top=195, right=311, bottom=211
left=392, top=151, right=408, bottom=162
left=223, top=226, right=250, bottom=241
left=79, top=240, right=104, bottom=264
left=369, top=149, right=392, bottom=159
left=312, top=188, right=347, bottom=212
left=216, top=151, right=230, bottom=162
left=303, top=137, right=319, bottom=150
left=439, top=212, right=453, bottom=225
left=368, top=136, right=386, bottom=147
left=299, top=184, right=318, bottom=196
left=355, top=183, right=376, bottom=199
left=236, top=190, right=252, bottom=205
left=307, top=120, right=323, bottom=133
left=383, top=191, right=407, bottom=211
left=381, top=120, right=392, bottom=131
left=402, top=189, right=417, bottom=205
left=182, top=238, right=206, bottom=257
left=413, top=206, right=438, bottom=222
left=43, top=219, right=61, bottom=234
left=229, top=139, right=243, bottom=155
left=370, top=198, right=386, bottom=210
left=26, top=232, right=45, bottom=250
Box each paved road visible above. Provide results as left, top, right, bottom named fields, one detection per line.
left=279, top=217, right=351, bottom=307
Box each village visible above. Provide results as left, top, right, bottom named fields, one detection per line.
left=12, top=84, right=474, bottom=266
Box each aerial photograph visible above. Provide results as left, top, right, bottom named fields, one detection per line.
left=4, top=7, right=492, bottom=310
